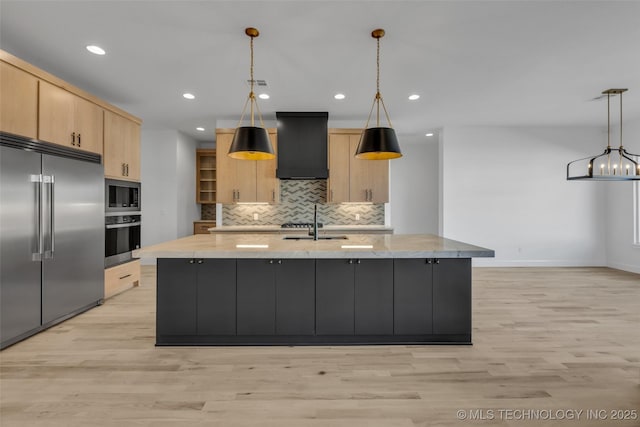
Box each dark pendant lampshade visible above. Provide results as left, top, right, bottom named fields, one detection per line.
left=228, top=126, right=275, bottom=160
left=355, top=127, right=402, bottom=160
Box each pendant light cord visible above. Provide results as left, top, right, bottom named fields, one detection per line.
left=236, top=29, right=266, bottom=129
left=376, top=36, right=380, bottom=127
left=249, top=34, right=255, bottom=126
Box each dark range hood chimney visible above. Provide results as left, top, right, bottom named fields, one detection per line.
left=276, top=112, right=328, bottom=179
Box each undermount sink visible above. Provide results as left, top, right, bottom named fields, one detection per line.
left=283, top=235, right=348, bottom=240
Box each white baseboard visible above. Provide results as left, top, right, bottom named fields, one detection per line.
left=472, top=259, right=606, bottom=268
left=606, top=261, right=640, bottom=275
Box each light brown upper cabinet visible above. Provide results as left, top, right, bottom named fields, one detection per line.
left=39, top=81, right=104, bottom=155
left=216, top=129, right=279, bottom=203
left=104, top=110, right=141, bottom=181
left=327, top=129, right=389, bottom=203
left=0, top=61, right=38, bottom=139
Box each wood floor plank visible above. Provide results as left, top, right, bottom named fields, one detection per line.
left=1, top=266, right=639, bottom=426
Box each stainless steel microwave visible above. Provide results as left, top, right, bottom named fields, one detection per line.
left=105, top=179, right=140, bottom=213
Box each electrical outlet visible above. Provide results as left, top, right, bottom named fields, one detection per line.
left=253, top=213, right=259, bottom=221
left=355, top=213, right=361, bottom=221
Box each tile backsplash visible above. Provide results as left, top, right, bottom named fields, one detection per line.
left=222, top=180, right=384, bottom=225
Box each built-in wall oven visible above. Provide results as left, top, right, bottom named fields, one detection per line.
left=105, top=179, right=141, bottom=267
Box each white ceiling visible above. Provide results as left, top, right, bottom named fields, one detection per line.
left=2, top=0, right=640, bottom=143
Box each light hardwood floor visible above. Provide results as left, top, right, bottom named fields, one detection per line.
left=1, top=267, right=639, bottom=426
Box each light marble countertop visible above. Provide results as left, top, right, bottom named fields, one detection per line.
left=209, top=225, right=394, bottom=233
left=133, top=233, right=494, bottom=260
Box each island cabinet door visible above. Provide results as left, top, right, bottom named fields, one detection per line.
left=157, top=259, right=197, bottom=336
left=354, top=259, right=393, bottom=335
left=393, top=259, right=433, bottom=335
left=237, top=259, right=276, bottom=335
left=316, top=259, right=355, bottom=335
left=275, top=259, right=315, bottom=335
left=196, top=259, right=236, bottom=335
left=432, top=259, right=472, bottom=335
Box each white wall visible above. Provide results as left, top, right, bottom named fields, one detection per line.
left=606, top=119, right=640, bottom=273
left=389, top=136, right=439, bottom=234
left=176, top=133, right=200, bottom=238
left=141, top=129, right=199, bottom=264
left=441, top=126, right=608, bottom=267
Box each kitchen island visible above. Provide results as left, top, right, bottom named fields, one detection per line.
left=134, top=234, right=494, bottom=346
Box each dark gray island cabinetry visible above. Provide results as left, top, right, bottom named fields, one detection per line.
left=138, top=233, right=494, bottom=346
left=156, top=257, right=474, bottom=345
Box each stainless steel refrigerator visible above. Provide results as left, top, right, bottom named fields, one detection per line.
left=1, top=134, right=104, bottom=349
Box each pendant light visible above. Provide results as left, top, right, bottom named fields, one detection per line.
left=567, top=88, right=639, bottom=180
left=228, top=27, right=275, bottom=160
left=355, top=28, right=402, bottom=160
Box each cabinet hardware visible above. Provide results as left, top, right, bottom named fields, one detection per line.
left=348, top=259, right=353, bottom=264
left=125, top=163, right=129, bottom=176
left=427, top=259, right=433, bottom=264
left=122, top=163, right=126, bottom=176
left=237, top=190, right=240, bottom=201
left=435, top=259, right=440, bottom=264
left=277, top=260, right=282, bottom=264
left=197, top=259, right=203, bottom=264
left=272, top=189, right=275, bottom=202
left=189, top=259, right=195, bottom=264
left=71, top=132, right=76, bottom=146
left=330, top=189, right=334, bottom=202
left=77, top=133, right=81, bottom=147
left=269, top=260, right=274, bottom=264
left=356, top=259, right=361, bottom=264
left=119, top=274, right=132, bottom=280
left=369, top=189, right=373, bottom=201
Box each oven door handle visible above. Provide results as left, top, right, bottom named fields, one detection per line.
left=105, top=221, right=142, bottom=230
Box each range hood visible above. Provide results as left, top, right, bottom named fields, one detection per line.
left=276, top=112, right=328, bottom=179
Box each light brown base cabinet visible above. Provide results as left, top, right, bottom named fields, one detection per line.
left=193, top=220, right=216, bottom=235
left=104, top=260, right=141, bottom=299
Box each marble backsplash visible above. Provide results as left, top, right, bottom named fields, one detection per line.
left=222, top=180, right=384, bottom=225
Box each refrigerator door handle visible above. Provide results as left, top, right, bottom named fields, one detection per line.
left=50, top=175, right=55, bottom=257
left=43, top=175, right=55, bottom=259
left=30, top=174, right=43, bottom=261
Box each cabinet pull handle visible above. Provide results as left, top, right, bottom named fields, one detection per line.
left=278, top=260, right=282, bottom=264
left=369, top=189, right=373, bottom=201
left=356, top=259, right=361, bottom=264
left=272, top=189, right=275, bottom=202
left=126, top=164, right=129, bottom=176
left=189, top=259, right=195, bottom=264
left=119, top=274, right=132, bottom=280
left=330, top=189, right=333, bottom=202
left=435, top=259, right=440, bottom=264
left=197, top=259, right=203, bottom=264
left=71, top=132, right=76, bottom=146
left=348, top=259, right=353, bottom=264
left=77, top=133, right=81, bottom=147
left=237, top=190, right=240, bottom=201
left=122, top=163, right=126, bottom=176
left=269, top=260, right=274, bottom=264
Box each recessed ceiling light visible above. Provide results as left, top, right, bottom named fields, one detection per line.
left=196, top=127, right=205, bottom=131
left=86, top=45, right=106, bottom=55
left=408, top=94, right=420, bottom=100
left=334, top=93, right=346, bottom=100
left=183, top=93, right=195, bottom=100
left=258, top=93, right=270, bottom=100
left=425, top=133, right=434, bottom=137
